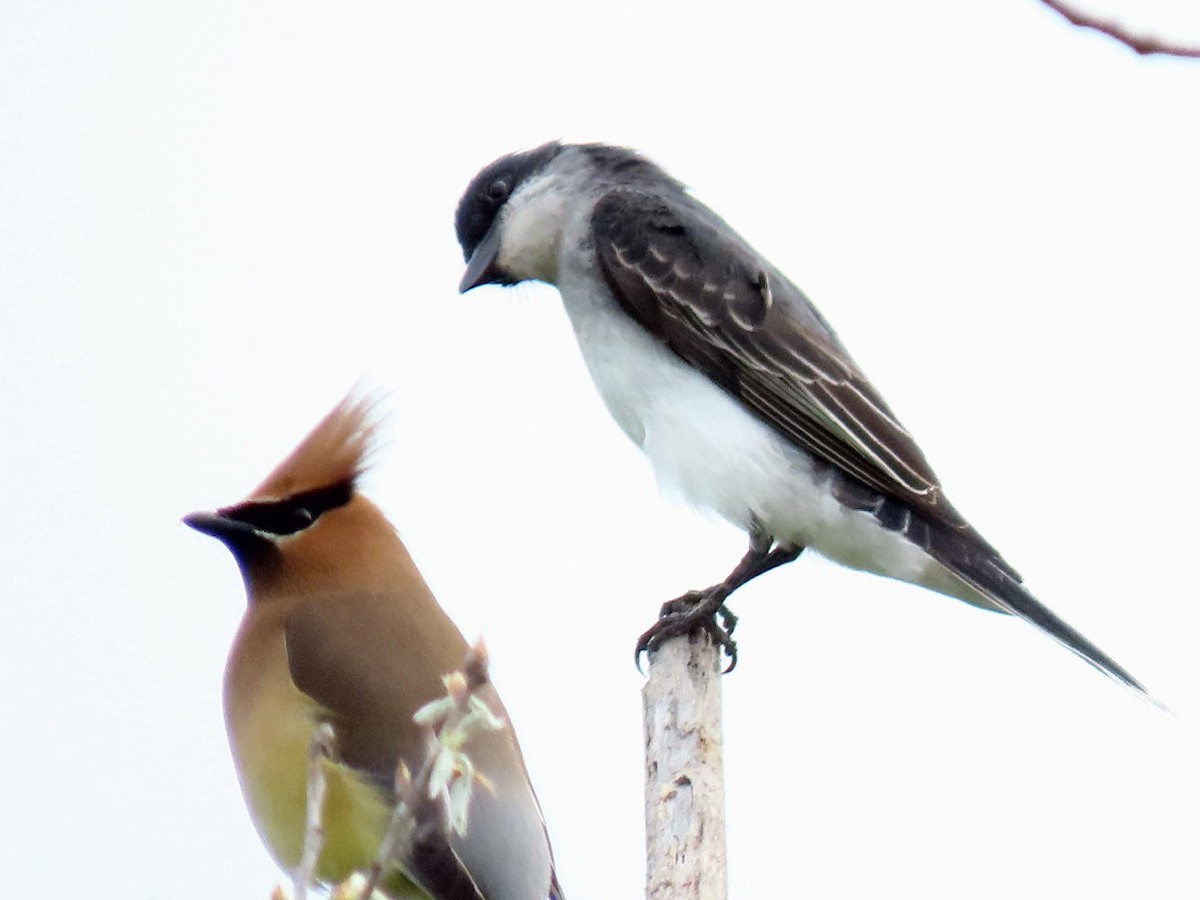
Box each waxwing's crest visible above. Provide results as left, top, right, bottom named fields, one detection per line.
left=248, top=393, right=383, bottom=502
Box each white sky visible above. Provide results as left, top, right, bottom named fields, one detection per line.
left=2, top=1, right=1198, bottom=897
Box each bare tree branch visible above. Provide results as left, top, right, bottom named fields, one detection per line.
left=1038, top=0, right=1200, bottom=58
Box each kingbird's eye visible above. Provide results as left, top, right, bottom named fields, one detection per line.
left=486, top=179, right=509, bottom=201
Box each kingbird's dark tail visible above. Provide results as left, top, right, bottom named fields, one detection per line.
left=925, top=524, right=1156, bottom=703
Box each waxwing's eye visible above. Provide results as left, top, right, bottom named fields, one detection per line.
left=486, top=179, right=509, bottom=202
left=222, top=482, right=352, bottom=537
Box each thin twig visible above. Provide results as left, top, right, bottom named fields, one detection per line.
left=296, top=723, right=337, bottom=900
left=1038, top=0, right=1200, bottom=58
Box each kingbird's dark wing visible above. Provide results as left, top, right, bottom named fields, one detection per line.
left=593, top=187, right=974, bottom=535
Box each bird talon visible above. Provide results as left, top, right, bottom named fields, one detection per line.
left=717, top=602, right=738, bottom=636
left=658, top=589, right=705, bottom=618
left=634, top=590, right=738, bottom=673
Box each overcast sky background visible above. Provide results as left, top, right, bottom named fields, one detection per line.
left=3, top=1, right=1198, bottom=897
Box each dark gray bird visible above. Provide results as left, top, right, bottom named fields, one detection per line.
left=455, top=140, right=1150, bottom=698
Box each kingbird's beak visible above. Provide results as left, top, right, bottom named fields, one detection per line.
left=459, top=222, right=505, bottom=292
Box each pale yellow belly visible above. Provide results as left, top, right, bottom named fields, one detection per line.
left=224, top=625, right=421, bottom=895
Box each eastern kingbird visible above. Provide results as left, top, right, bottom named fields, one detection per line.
left=455, top=141, right=1148, bottom=697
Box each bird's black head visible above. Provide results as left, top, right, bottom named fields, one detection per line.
left=454, top=141, right=562, bottom=290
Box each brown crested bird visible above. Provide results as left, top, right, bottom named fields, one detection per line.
left=185, top=395, right=563, bottom=899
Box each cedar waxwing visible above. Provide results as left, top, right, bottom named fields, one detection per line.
left=184, top=396, right=563, bottom=900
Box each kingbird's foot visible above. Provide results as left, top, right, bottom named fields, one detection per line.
left=635, top=588, right=738, bottom=673
left=657, top=591, right=739, bottom=635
